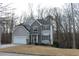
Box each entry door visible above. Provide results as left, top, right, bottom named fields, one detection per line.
left=32, top=35, right=38, bottom=44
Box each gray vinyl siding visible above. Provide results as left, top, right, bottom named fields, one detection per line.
left=12, top=26, right=29, bottom=40
left=13, top=27, right=29, bottom=36
left=30, top=21, right=41, bottom=35
left=30, top=19, right=51, bottom=44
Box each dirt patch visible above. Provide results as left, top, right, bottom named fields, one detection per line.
left=0, top=45, right=79, bottom=56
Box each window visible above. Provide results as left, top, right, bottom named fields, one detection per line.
left=42, top=25, right=50, bottom=30
left=33, top=26, right=38, bottom=32
left=42, top=36, right=50, bottom=40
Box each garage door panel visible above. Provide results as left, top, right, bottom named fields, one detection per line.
left=13, top=36, right=27, bottom=44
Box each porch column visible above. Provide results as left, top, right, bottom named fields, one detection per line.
left=30, top=35, right=32, bottom=44
left=36, top=35, right=38, bottom=43
left=50, top=25, right=53, bottom=45
left=0, top=34, right=1, bottom=45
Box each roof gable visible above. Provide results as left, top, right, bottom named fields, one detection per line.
left=31, top=20, right=41, bottom=27
left=20, top=24, right=30, bottom=31
left=13, top=25, right=29, bottom=36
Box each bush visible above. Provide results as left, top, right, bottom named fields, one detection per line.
left=53, top=41, right=59, bottom=48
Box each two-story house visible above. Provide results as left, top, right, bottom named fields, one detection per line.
left=12, top=15, right=53, bottom=45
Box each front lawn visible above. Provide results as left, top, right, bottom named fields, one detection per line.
left=0, top=45, right=79, bottom=56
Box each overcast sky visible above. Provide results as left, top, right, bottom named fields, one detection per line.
left=0, top=0, right=79, bottom=16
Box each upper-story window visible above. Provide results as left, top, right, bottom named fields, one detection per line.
left=42, top=25, right=50, bottom=30
left=33, top=26, right=38, bottom=32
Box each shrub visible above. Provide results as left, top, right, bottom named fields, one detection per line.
left=53, top=41, right=59, bottom=48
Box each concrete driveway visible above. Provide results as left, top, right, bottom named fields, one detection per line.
left=0, top=44, right=29, bottom=56
left=0, top=44, right=30, bottom=56
left=0, top=44, right=19, bottom=48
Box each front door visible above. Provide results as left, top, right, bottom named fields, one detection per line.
left=32, top=35, right=38, bottom=44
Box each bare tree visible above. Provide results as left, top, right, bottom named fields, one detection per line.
left=0, top=2, right=16, bottom=44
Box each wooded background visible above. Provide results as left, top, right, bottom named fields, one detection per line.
left=1, top=3, right=79, bottom=48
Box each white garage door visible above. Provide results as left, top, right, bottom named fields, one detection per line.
left=13, top=36, right=27, bottom=44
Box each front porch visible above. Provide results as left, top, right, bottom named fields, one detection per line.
left=30, top=34, right=40, bottom=45
left=29, top=34, right=51, bottom=45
